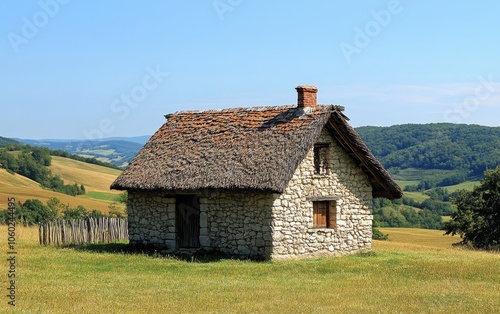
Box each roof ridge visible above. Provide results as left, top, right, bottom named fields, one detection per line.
left=164, top=104, right=343, bottom=119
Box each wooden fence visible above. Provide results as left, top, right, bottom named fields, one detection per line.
left=39, top=217, right=128, bottom=246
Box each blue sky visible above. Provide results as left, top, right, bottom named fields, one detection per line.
left=2, top=1, right=500, bottom=139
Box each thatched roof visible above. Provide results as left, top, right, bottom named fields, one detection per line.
left=111, top=105, right=402, bottom=199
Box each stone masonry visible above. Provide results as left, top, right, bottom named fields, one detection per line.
left=270, top=129, right=373, bottom=259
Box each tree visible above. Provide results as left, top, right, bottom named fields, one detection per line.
left=62, top=205, right=88, bottom=220
left=46, top=197, right=67, bottom=217
left=30, top=146, right=52, bottom=166
left=444, top=166, right=500, bottom=249
left=17, top=199, right=58, bottom=224
left=108, top=203, right=126, bottom=218
left=116, top=191, right=128, bottom=204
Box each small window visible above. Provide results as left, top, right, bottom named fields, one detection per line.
left=313, top=201, right=337, bottom=228
left=314, top=143, right=329, bottom=175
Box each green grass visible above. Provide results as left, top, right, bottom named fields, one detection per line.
left=395, top=180, right=478, bottom=208
left=446, top=181, right=480, bottom=193
left=86, top=191, right=122, bottom=202
left=5, top=226, right=500, bottom=313
left=390, top=166, right=480, bottom=194
left=395, top=180, right=419, bottom=188
left=391, top=169, right=478, bottom=203
left=82, top=149, right=116, bottom=156
left=391, top=168, right=462, bottom=182
left=403, top=191, right=430, bottom=203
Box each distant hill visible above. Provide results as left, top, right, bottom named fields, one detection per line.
left=0, top=136, right=20, bottom=147
left=100, top=135, right=151, bottom=144
left=15, top=135, right=151, bottom=145
left=356, top=123, right=500, bottom=182
left=15, top=138, right=145, bottom=168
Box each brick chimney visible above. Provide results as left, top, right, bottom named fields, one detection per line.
left=295, top=85, right=318, bottom=107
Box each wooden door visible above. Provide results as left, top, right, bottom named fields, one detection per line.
left=176, top=195, right=200, bottom=248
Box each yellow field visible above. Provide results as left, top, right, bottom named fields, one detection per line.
left=378, top=227, right=457, bottom=250
left=48, top=156, right=122, bottom=193
left=0, top=157, right=124, bottom=214
left=1, top=226, right=499, bottom=313
left=0, top=168, right=40, bottom=189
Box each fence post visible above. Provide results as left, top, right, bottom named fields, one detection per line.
left=37, top=218, right=128, bottom=246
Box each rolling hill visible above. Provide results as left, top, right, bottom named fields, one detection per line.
left=0, top=156, right=124, bottom=214
left=16, top=139, right=145, bottom=168
left=356, top=123, right=500, bottom=184
left=0, top=136, right=20, bottom=147
left=356, top=123, right=500, bottom=173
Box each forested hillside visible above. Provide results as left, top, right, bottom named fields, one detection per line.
left=356, top=123, right=500, bottom=178
left=0, top=136, right=21, bottom=148
left=357, top=123, right=500, bottom=230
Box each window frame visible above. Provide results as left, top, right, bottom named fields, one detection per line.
left=313, top=143, right=330, bottom=175
left=312, top=200, right=337, bottom=229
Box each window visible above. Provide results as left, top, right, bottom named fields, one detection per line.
left=314, top=143, right=329, bottom=175
left=313, top=201, right=337, bottom=228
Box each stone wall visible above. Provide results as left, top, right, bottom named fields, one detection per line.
left=127, top=190, right=176, bottom=249
left=200, top=190, right=275, bottom=257
left=126, top=189, right=275, bottom=257
left=270, top=129, right=373, bottom=259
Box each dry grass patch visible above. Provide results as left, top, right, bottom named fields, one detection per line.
left=0, top=169, right=40, bottom=189
left=377, top=227, right=457, bottom=250
left=48, top=156, right=122, bottom=193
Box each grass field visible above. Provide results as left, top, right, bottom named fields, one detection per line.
left=81, top=149, right=115, bottom=156
left=391, top=168, right=464, bottom=182
left=446, top=181, right=480, bottom=193
left=394, top=180, right=419, bottom=189
left=395, top=178, right=479, bottom=208
left=48, top=156, right=122, bottom=193
left=86, top=191, right=122, bottom=202
left=0, top=157, right=124, bottom=214
left=401, top=191, right=430, bottom=203
left=2, top=226, right=499, bottom=313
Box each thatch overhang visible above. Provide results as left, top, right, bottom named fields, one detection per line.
left=326, top=111, right=403, bottom=199
left=111, top=105, right=402, bottom=200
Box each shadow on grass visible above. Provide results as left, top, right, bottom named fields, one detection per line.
left=66, top=242, right=267, bottom=263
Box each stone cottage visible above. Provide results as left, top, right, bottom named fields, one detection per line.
left=111, top=85, right=402, bottom=259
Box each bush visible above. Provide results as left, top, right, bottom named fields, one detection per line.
left=373, top=197, right=444, bottom=229
left=15, top=199, right=58, bottom=225
left=62, top=205, right=103, bottom=220
left=0, top=197, right=108, bottom=225
left=372, top=227, right=388, bottom=240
